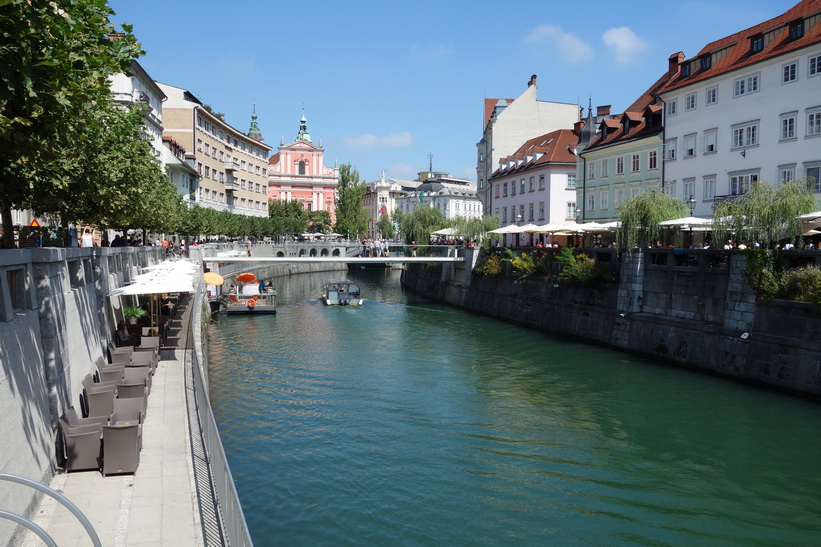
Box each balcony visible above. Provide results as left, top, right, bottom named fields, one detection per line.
left=225, top=160, right=239, bottom=171
left=225, top=178, right=241, bottom=192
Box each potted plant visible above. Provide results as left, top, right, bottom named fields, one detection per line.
left=122, top=305, right=146, bottom=325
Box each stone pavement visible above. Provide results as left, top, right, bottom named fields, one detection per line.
left=22, top=293, right=209, bottom=546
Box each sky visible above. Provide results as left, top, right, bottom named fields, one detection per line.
left=109, top=0, right=799, bottom=183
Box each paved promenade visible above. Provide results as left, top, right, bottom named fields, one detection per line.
left=22, top=294, right=209, bottom=546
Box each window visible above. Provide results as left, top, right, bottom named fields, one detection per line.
left=734, top=74, right=760, bottom=97
left=503, top=182, right=508, bottom=197
left=204, top=143, right=209, bottom=155
left=732, top=122, right=759, bottom=148
left=790, top=20, right=804, bottom=40
left=211, top=148, right=216, bottom=159
left=783, top=62, right=798, bottom=84
left=519, top=204, right=525, bottom=222
left=631, top=187, right=641, bottom=199
left=539, top=174, right=545, bottom=190
left=808, top=110, right=821, bottom=136
left=520, top=179, right=525, bottom=193
left=528, top=202, right=534, bottom=221
left=502, top=207, right=507, bottom=223
left=779, top=166, right=795, bottom=185
left=665, top=181, right=677, bottom=197
left=751, top=35, right=764, bottom=53
left=781, top=114, right=797, bottom=140
left=601, top=159, right=608, bottom=177
left=197, top=139, right=202, bottom=151
left=666, top=99, right=677, bottom=116
left=587, top=193, right=595, bottom=211
left=704, top=129, right=718, bottom=153
left=807, top=166, right=821, bottom=191
left=665, top=139, right=677, bottom=161
left=204, top=166, right=210, bottom=178
left=566, top=175, right=576, bottom=189
left=299, top=161, right=306, bottom=175
left=704, top=177, right=716, bottom=200
left=616, top=156, right=624, bottom=174
left=701, top=55, right=712, bottom=71
left=685, top=93, right=696, bottom=111
left=730, top=172, right=759, bottom=195
left=706, top=86, right=718, bottom=105
left=683, top=178, right=695, bottom=199
left=600, top=191, right=609, bottom=211
left=511, top=181, right=516, bottom=195
left=495, top=184, right=500, bottom=199
left=615, top=189, right=625, bottom=208
left=649, top=150, right=658, bottom=170
left=566, top=202, right=576, bottom=219
left=682, top=63, right=691, bottom=77
left=684, top=134, right=696, bottom=158
left=241, top=160, right=246, bottom=171
left=538, top=202, right=545, bottom=220
left=631, top=153, right=640, bottom=172
left=811, top=55, right=821, bottom=77
left=529, top=176, right=535, bottom=192
left=588, top=162, right=595, bottom=180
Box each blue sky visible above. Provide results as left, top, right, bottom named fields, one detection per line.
left=110, top=0, right=798, bottom=183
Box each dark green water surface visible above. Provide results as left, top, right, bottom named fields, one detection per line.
left=207, top=269, right=821, bottom=546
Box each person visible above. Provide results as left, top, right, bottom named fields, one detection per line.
left=411, top=241, right=417, bottom=257
left=246, top=239, right=252, bottom=257
left=110, top=234, right=125, bottom=247
left=258, top=280, right=266, bottom=293
left=115, top=320, right=138, bottom=347
left=737, top=242, right=748, bottom=250
left=724, top=239, right=734, bottom=250
left=81, top=229, right=93, bottom=248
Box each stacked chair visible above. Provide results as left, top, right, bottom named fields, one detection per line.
left=59, top=341, right=159, bottom=476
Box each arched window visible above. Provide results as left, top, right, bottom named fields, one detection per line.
left=299, top=161, right=306, bottom=175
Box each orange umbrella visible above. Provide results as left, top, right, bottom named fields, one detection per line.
left=203, top=272, right=224, bottom=285
left=236, top=272, right=256, bottom=283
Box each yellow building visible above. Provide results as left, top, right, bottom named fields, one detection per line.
left=158, top=83, right=272, bottom=217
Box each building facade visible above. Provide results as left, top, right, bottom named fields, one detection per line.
left=476, top=75, right=580, bottom=214
left=110, top=60, right=166, bottom=159
left=158, top=82, right=272, bottom=218
left=489, top=128, right=579, bottom=227
left=267, top=113, right=339, bottom=221
left=660, top=0, right=821, bottom=218
left=393, top=171, right=483, bottom=224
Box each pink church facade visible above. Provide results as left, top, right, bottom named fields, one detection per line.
left=267, top=114, right=339, bottom=222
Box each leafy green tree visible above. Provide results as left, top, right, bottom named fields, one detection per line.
left=452, top=215, right=499, bottom=242
left=616, top=190, right=689, bottom=250
left=0, top=0, right=141, bottom=247
left=309, top=210, right=332, bottom=233
left=398, top=205, right=445, bottom=244
left=376, top=213, right=395, bottom=239
left=333, top=163, right=367, bottom=239
left=269, top=199, right=308, bottom=234
left=712, top=179, right=817, bottom=248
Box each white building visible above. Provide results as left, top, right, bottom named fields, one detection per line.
left=109, top=60, right=166, bottom=159
left=393, top=171, right=483, bottom=223
left=660, top=0, right=821, bottom=218
left=476, top=75, right=580, bottom=214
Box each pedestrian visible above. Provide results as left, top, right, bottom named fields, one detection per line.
left=411, top=241, right=417, bottom=257
left=80, top=229, right=93, bottom=248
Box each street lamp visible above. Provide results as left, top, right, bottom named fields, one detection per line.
left=516, top=213, right=523, bottom=247
left=516, top=213, right=523, bottom=226
left=686, top=195, right=697, bottom=248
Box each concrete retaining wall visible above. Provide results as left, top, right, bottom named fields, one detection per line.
left=401, top=248, right=821, bottom=399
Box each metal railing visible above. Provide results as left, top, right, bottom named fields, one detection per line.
left=0, top=473, right=101, bottom=547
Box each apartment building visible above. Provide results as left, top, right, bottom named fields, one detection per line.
left=158, top=83, right=272, bottom=218
left=660, top=0, right=821, bottom=218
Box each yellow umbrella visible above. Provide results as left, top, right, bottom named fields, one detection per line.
left=204, top=272, right=224, bottom=285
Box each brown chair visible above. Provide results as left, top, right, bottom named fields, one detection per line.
left=110, top=351, right=133, bottom=365
left=128, top=350, right=156, bottom=371
left=117, top=383, right=148, bottom=418
left=110, top=408, right=143, bottom=450
left=60, top=415, right=102, bottom=472
left=123, top=365, right=151, bottom=394
left=102, top=424, right=141, bottom=476
left=65, top=406, right=108, bottom=427
left=85, top=386, right=116, bottom=419
left=97, top=365, right=124, bottom=384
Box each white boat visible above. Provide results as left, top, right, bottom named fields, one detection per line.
left=322, top=280, right=364, bottom=306
left=217, top=283, right=277, bottom=314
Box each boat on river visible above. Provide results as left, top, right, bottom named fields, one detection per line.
left=322, top=280, right=363, bottom=306
left=217, top=283, right=277, bottom=314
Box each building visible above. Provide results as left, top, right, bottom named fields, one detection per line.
left=476, top=75, right=580, bottom=214
left=363, top=172, right=412, bottom=239
left=489, top=128, right=579, bottom=227
left=575, top=71, right=674, bottom=222
left=267, top=112, right=339, bottom=221
left=659, top=0, right=821, bottom=218
left=161, top=137, right=199, bottom=209
left=393, top=171, right=483, bottom=225
left=158, top=83, right=272, bottom=218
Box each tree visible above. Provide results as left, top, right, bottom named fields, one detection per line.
left=398, top=205, right=445, bottom=244
left=308, top=210, right=332, bottom=233
left=0, top=0, right=141, bottom=247
left=376, top=213, right=395, bottom=240
left=333, top=163, right=367, bottom=239
left=617, top=190, right=690, bottom=250
left=269, top=199, right=308, bottom=234
left=452, top=215, right=500, bottom=242
left=712, top=179, right=818, bottom=248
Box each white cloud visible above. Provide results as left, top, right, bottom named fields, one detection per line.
left=341, top=132, right=413, bottom=149
left=524, top=25, right=594, bottom=64
left=601, top=27, right=647, bottom=65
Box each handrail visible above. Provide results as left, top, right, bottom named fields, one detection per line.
left=0, top=473, right=101, bottom=547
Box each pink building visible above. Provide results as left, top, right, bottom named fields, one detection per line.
left=267, top=112, right=339, bottom=221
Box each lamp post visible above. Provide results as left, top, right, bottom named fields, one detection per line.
left=575, top=206, right=582, bottom=248
left=686, top=195, right=697, bottom=248
left=516, top=213, right=523, bottom=247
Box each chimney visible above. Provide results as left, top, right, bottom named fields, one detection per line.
left=668, top=52, right=685, bottom=77
left=597, top=105, right=611, bottom=117
left=528, top=74, right=537, bottom=87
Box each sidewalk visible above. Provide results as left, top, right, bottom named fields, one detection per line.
left=22, top=294, right=207, bottom=546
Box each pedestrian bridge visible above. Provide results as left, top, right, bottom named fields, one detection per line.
left=200, top=242, right=466, bottom=264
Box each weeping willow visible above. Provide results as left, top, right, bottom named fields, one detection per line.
left=452, top=215, right=500, bottom=242
left=616, top=190, right=689, bottom=250
left=712, top=179, right=818, bottom=248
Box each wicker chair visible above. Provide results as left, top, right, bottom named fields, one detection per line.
left=102, top=423, right=141, bottom=477
left=60, top=414, right=102, bottom=472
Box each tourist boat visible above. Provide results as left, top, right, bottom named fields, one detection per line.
left=322, top=280, right=364, bottom=306
left=217, top=283, right=277, bottom=314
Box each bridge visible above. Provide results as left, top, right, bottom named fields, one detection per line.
left=199, top=242, right=466, bottom=264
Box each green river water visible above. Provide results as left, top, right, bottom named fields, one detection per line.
left=207, top=269, right=821, bottom=546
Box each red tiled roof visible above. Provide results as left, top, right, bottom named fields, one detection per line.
left=484, top=98, right=514, bottom=129
left=661, top=0, right=821, bottom=94
left=489, top=128, right=579, bottom=179
left=268, top=152, right=280, bottom=165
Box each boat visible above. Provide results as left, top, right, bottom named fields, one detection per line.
left=217, top=283, right=277, bottom=314
left=322, top=280, right=364, bottom=306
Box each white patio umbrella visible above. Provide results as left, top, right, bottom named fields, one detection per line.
left=487, top=225, right=520, bottom=234
left=431, top=227, right=458, bottom=236
left=658, top=216, right=714, bottom=228
left=800, top=210, right=821, bottom=230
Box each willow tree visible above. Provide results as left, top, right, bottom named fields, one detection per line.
left=712, top=179, right=818, bottom=248
left=452, top=215, right=500, bottom=242
left=616, top=190, right=689, bottom=250
left=398, top=205, right=445, bottom=244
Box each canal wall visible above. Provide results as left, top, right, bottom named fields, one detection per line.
left=401, top=248, right=821, bottom=399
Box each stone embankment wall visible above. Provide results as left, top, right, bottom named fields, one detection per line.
left=401, top=248, right=821, bottom=399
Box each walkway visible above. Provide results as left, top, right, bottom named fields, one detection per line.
left=22, top=293, right=216, bottom=546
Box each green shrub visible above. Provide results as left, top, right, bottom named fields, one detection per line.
left=474, top=253, right=503, bottom=276
left=779, top=266, right=821, bottom=305
left=556, top=247, right=618, bottom=284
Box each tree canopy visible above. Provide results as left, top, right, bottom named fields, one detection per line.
left=616, top=190, right=690, bottom=250
left=398, top=205, right=445, bottom=244
left=333, top=163, right=367, bottom=239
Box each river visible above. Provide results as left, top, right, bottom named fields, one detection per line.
left=207, top=269, right=821, bottom=546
